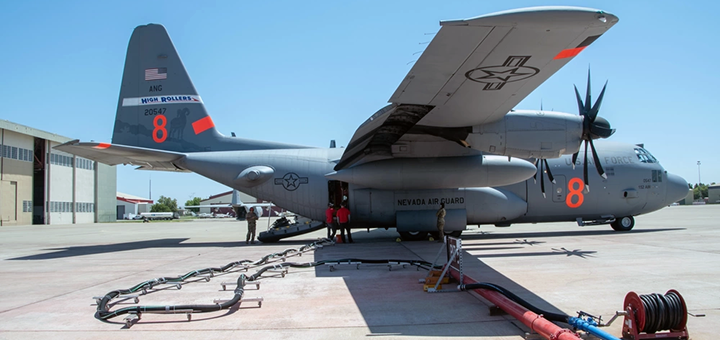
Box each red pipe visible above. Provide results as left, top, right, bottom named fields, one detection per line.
left=449, top=268, right=581, bottom=340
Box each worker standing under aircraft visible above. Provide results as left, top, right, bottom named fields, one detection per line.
left=337, top=204, right=352, bottom=243
left=436, top=203, right=446, bottom=243
left=325, top=203, right=336, bottom=240
left=246, top=207, right=259, bottom=244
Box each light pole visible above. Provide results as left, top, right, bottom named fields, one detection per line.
left=697, top=161, right=701, bottom=185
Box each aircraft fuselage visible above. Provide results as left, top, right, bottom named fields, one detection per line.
left=179, top=141, right=688, bottom=233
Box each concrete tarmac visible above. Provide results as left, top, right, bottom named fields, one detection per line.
left=0, top=205, right=717, bottom=339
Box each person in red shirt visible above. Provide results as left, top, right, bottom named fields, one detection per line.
left=325, top=203, right=336, bottom=240
left=336, top=203, right=352, bottom=243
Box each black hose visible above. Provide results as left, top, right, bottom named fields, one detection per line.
left=459, top=282, right=570, bottom=323
left=639, top=292, right=684, bottom=333
left=95, top=240, right=330, bottom=321
left=95, top=239, right=436, bottom=322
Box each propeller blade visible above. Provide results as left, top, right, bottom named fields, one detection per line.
left=588, top=80, right=608, bottom=121
left=574, top=85, right=585, bottom=116
left=571, top=152, right=579, bottom=169
left=584, top=68, right=592, bottom=114
left=543, top=159, right=556, bottom=183
left=589, top=139, right=607, bottom=179
left=583, top=141, right=589, bottom=192
left=540, top=159, right=546, bottom=198
left=533, top=159, right=539, bottom=184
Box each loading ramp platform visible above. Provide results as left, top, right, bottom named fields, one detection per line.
left=257, top=217, right=326, bottom=243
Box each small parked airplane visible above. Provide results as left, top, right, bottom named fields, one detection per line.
left=58, top=6, right=688, bottom=240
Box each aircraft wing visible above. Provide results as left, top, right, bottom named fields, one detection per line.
left=54, top=140, right=189, bottom=171
left=336, top=7, right=618, bottom=170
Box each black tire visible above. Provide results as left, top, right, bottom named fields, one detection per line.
left=611, top=216, right=635, bottom=231
left=429, top=230, right=462, bottom=239
left=447, top=230, right=462, bottom=238
left=398, top=231, right=428, bottom=241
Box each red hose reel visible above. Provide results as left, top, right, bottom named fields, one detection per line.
left=622, top=290, right=688, bottom=340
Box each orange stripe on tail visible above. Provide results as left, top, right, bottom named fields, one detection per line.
left=93, top=143, right=111, bottom=149
left=192, top=116, right=215, bottom=135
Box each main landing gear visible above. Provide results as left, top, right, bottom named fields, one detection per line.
left=398, top=230, right=462, bottom=241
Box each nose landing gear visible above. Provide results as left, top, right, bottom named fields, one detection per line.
left=611, top=216, right=634, bottom=231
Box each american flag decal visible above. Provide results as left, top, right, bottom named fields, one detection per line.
left=145, top=68, right=167, bottom=81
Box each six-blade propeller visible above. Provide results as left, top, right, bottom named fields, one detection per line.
left=535, top=69, right=615, bottom=197
left=571, top=69, right=615, bottom=192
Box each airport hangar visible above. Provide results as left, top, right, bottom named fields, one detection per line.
left=0, top=120, right=116, bottom=226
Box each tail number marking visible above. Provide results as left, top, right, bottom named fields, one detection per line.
left=153, top=115, right=168, bottom=143
left=566, top=177, right=585, bottom=208
left=144, top=108, right=167, bottom=116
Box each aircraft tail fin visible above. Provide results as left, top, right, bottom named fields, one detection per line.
left=112, top=24, right=224, bottom=152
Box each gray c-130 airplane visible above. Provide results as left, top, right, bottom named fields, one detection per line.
left=58, top=6, right=689, bottom=240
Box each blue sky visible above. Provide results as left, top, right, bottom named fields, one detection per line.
left=1, top=1, right=718, bottom=203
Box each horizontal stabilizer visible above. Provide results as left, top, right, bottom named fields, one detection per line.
left=54, top=140, right=188, bottom=172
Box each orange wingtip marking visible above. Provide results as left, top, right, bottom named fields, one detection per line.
left=94, top=143, right=111, bottom=149
left=192, top=116, right=215, bottom=135
left=553, top=46, right=586, bottom=60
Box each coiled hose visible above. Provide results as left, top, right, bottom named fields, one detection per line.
left=639, top=292, right=684, bottom=333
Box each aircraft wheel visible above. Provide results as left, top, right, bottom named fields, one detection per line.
left=447, top=230, right=462, bottom=238
left=611, top=216, right=635, bottom=231
left=398, top=231, right=428, bottom=241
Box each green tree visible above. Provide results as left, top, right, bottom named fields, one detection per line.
left=151, top=195, right=178, bottom=212
left=693, top=183, right=708, bottom=200
left=150, top=203, right=172, bottom=212
left=185, top=197, right=201, bottom=212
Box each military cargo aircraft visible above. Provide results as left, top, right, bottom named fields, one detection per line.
left=58, top=6, right=689, bottom=240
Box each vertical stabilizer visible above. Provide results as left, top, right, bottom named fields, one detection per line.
left=112, top=24, right=222, bottom=152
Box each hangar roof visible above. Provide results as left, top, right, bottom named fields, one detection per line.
left=117, top=192, right=153, bottom=204
left=0, top=119, right=72, bottom=143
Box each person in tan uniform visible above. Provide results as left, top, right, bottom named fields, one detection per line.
left=246, top=207, right=259, bottom=244
left=436, top=203, right=446, bottom=242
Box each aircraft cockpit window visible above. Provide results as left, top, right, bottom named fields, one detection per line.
left=634, top=148, right=658, bottom=163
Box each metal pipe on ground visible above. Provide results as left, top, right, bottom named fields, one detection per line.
left=567, top=317, right=619, bottom=340
left=449, top=268, right=582, bottom=340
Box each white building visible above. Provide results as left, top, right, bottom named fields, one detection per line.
left=198, top=190, right=253, bottom=215
left=198, top=190, right=278, bottom=217
left=0, top=120, right=116, bottom=226
left=116, top=192, right=153, bottom=219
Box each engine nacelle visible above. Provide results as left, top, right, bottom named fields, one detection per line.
left=467, top=110, right=583, bottom=158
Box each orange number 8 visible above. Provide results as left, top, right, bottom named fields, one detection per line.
left=566, top=177, right=584, bottom=208
left=153, top=115, right=167, bottom=143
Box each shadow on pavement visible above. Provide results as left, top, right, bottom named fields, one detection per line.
left=305, top=226, right=685, bottom=337
left=461, top=227, right=685, bottom=241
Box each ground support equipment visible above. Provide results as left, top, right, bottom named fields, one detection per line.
left=93, top=238, right=436, bottom=328
left=621, top=290, right=689, bottom=340
left=419, top=236, right=462, bottom=292
left=257, top=217, right=326, bottom=243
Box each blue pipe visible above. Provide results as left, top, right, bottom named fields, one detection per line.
left=567, top=317, right=620, bottom=340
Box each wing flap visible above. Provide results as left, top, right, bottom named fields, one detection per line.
left=54, top=140, right=189, bottom=172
